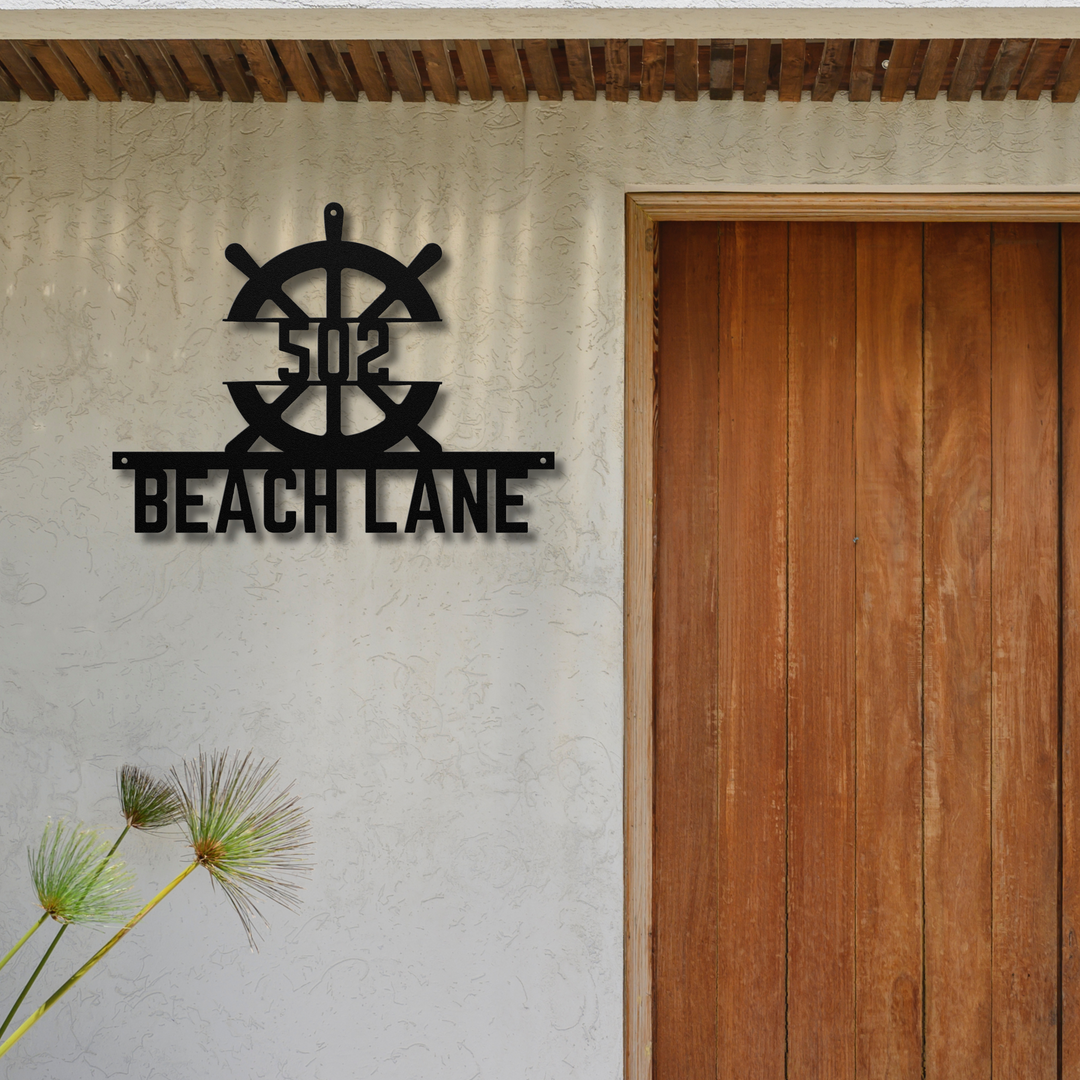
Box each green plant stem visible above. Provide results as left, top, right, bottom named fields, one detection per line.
left=0, top=824, right=133, bottom=1041
left=0, top=915, right=47, bottom=976
left=0, top=860, right=198, bottom=1061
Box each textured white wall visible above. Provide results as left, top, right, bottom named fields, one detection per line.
left=0, top=95, right=1079, bottom=1079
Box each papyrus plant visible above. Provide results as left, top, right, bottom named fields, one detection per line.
left=0, top=751, right=311, bottom=1060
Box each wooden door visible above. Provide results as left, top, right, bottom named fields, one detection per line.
left=653, top=221, right=1080, bottom=1079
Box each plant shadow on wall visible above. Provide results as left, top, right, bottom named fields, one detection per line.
left=0, top=750, right=311, bottom=1060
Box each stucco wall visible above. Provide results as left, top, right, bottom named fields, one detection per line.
left=1, top=95, right=1078, bottom=1079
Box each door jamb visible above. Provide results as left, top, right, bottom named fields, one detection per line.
left=623, top=191, right=1080, bottom=1080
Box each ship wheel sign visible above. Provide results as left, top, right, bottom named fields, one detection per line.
left=113, top=203, right=555, bottom=535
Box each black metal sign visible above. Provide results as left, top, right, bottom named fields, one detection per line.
left=113, top=203, right=555, bottom=535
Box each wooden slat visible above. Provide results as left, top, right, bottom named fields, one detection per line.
left=1054, top=40, right=1080, bottom=102
left=812, top=39, right=850, bottom=101
left=99, top=40, right=153, bottom=102
left=709, top=39, right=733, bottom=100
left=0, top=41, right=53, bottom=100
left=779, top=39, right=805, bottom=101
left=787, top=221, right=857, bottom=1080
left=881, top=39, right=920, bottom=101
left=56, top=41, right=120, bottom=101
left=202, top=39, right=254, bottom=102
left=168, top=41, right=221, bottom=101
left=916, top=38, right=954, bottom=99
left=990, top=221, right=1059, bottom=1080
left=382, top=40, right=425, bottom=102
left=1063, top=222, right=1080, bottom=1080
left=923, top=223, right=993, bottom=1080
left=638, top=39, right=666, bottom=102
left=1017, top=38, right=1060, bottom=99
left=134, top=41, right=188, bottom=101
left=454, top=39, right=492, bottom=100
left=489, top=40, right=527, bottom=102
left=307, top=40, right=358, bottom=102
left=854, top=221, right=924, bottom=1080
left=25, top=41, right=87, bottom=101
left=654, top=221, right=719, bottom=1080
left=523, top=39, right=561, bottom=101
left=0, top=62, right=18, bottom=101
left=605, top=39, right=629, bottom=102
left=673, top=38, right=698, bottom=101
left=345, top=40, right=391, bottom=103
left=417, top=40, right=458, bottom=103
left=236, top=40, right=285, bottom=102
left=715, top=219, right=788, bottom=1080
left=948, top=38, right=991, bottom=101
left=983, top=38, right=1034, bottom=99
left=849, top=39, right=879, bottom=102
left=564, top=39, right=595, bottom=101
left=743, top=39, right=770, bottom=102
left=274, top=40, right=324, bottom=102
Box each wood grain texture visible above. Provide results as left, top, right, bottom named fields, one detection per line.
left=638, top=39, right=666, bottom=102
left=673, top=39, right=698, bottom=101
left=949, top=39, right=991, bottom=100
left=1063, top=222, right=1080, bottom=1080
left=604, top=39, right=629, bottom=102
left=812, top=39, right=850, bottom=101
left=274, top=40, right=323, bottom=102
left=307, top=40, right=358, bottom=102
left=709, top=39, right=733, bottom=100
left=983, top=38, right=1034, bottom=99
left=881, top=39, right=920, bottom=100
left=237, top=40, right=286, bottom=102
left=1054, top=40, right=1080, bottom=101
left=345, top=40, right=391, bottom=103
left=169, top=40, right=221, bottom=101
left=1017, top=38, right=1061, bottom=99
left=990, top=221, right=1059, bottom=1080
left=779, top=39, right=806, bottom=101
left=56, top=41, right=120, bottom=101
left=0, top=41, right=53, bottom=100
left=564, top=39, right=595, bottom=100
left=715, top=220, right=788, bottom=1080
left=849, top=39, right=879, bottom=101
left=0, top=60, right=17, bottom=100
left=202, top=39, right=254, bottom=102
left=743, top=39, right=770, bottom=101
left=98, top=40, right=152, bottom=101
left=854, top=222, right=924, bottom=1080
left=787, top=221, right=857, bottom=1080
left=916, top=38, right=954, bottom=99
left=654, top=221, right=719, bottom=1080
left=453, top=39, right=490, bottom=100
left=523, top=39, right=561, bottom=101
left=26, top=41, right=87, bottom=100
left=419, top=40, right=459, bottom=103
left=923, top=223, right=993, bottom=1080
left=623, top=194, right=656, bottom=1080
left=489, top=40, right=526, bottom=102
left=134, top=40, right=188, bottom=101
left=382, top=40, right=424, bottom=102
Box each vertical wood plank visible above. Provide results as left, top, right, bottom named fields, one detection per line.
left=654, top=221, right=720, bottom=1080
left=673, top=39, right=699, bottom=100
left=812, top=39, right=851, bottom=101
left=489, top=40, right=527, bottom=101
left=1063, top=222, right=1080, bottom=1080
left=1053, top=40, right=1080, bottom=102
left=624, top=196, right=657, bottom=1080
left=522, top=39, right=562, bottom=100
left=454, top=40, right=492, bottom=100
left=564, top=39, right=595, bottom=100
left=923, top=223, right=994, bottom=1080
left=849, top=39, right=879, bottom=100
left=56, top=41, right=120, bottom=101
left=916, top=39, right=955, bottom=99
left=983, top=38, right=1034, bottom=99
left=638, top=39, right=667, bottom=102
left=948, top=39, right=991, bottom=100
left=779, top=39, right=805, bottom=101
left=345, top=41, right=391, bottom=103
left=854, top=222, right=924, bottom=1080
left=715, top=221, right=788, bottom=1080
left=306, top=40, right=359, bottom=102
left=743, top=39, right=771, bottom=101
left=991, top=221, right=1060, bottom=1080
left=787, top=221, right=858, bottom=1080
left=604, top=39, right=630, bottom=102
left=880, top=39, right=920, bottom=100
left=382, top=40, right=425, bottom=102
left=202, top=39, right=254, bottom=102
left=169, top=40, right=222, bottom=101
left=419, top=39, right=459, bottom=103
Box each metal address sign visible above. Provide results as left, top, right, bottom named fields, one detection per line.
left=113, top=203, right=555, bottom=535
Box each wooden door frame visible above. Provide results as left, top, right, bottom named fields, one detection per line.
left=623, top=191, right=1080, bottom=1080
